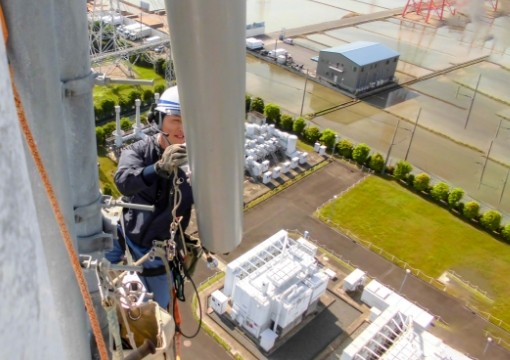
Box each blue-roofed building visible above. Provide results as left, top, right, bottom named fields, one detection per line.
left=316, top=41, right=399, bottom=95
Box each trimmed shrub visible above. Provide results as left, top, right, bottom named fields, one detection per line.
left=154, top=84, right=165, bottom=96
left=369, top=153, right=385, bottom=172
left=120, top=117, right=132, bottom=132
left=303, top=126, right=321, bottom=144
left=502, top=224, right=510, bottom=242
left=102, top=121, right=117, bottom=138
left=142, top=89, right=155, bottom=105
left=293, top=117, right=306, bottom=136
left=448, top=188, right=464, bottom=208
left=352, top=143, right=371, bottom=165
left=394, top=160, right=413, bottom=180
left=128, top=90, right=142, bottom=108
left=431, top=182, right=450, bottom=202
left=154, top=58, right=166, bottom=77
left=337, top=139, right=353, bottom=159
left=463, top=201, right=480, bottom=220
left=100, top=99, right=116, bottom=118
left=251, top=97, right=265, bottom=113
left=480, top=210, right=502, bottom=232
left=96, top=126, right=106, bottom=146
left=264, top=103, right=281, bottom=125
left=406, top=173, right=415, bottom=186
left=280, top=114, right=294, bottom=132
left=320, top=129, right=337, bottom=150
left=413, top=173, right=430, bottom=192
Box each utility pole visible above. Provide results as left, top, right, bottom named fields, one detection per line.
left=383, top=118, right=401, bottom=174
left=405, top=107, right=421, bottom=161
left=300, top=69, right=309, bottom=117
left=478, top=139, right=494, bottom=189
left=399, top=269, right=411, bottom=293
left=464, top=73, right=481, bottom=129
left=498, top=170, right=510, bottom=207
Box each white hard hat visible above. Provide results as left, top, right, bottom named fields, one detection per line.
left=155, top=85, right=181, bottom=116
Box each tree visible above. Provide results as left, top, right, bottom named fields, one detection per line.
left=121, top=117, right=132, bottom=132
left=320, top=129, right=337, bottom=150
left=448, top=187, right=464, bottom=208
left=431, top=182, right=450, bottom=202
left=100, top=99, right=116, bottom=118
left=280, top=114, right=294, bottom=132
left=102, top=121, right=117, bottom=138
left=154, top=84, right=165, bottom=96
left=480, top=210, right=502, bottom=232
left=413, top=173, right=430, bottom=192
left=462, top=201, right=480, bottom=220
left=142, top=89, right=155, bottom=105
left=96, top=126, right=106, bottom=147
left=118, top=96, right=130, bottom=113
left=352, top=143, right=370, bottom=165
left=293, top=117, right=306, bottom=136
left=264, top=103, right=281, bottom=125
left=337, top=139, right=353, bottom=159
left=502, top=224, right=510, bottom=242
left=245, top=95, right=251, bottom=113
left=251, top=96, right=265, bottom=113
left=369, top=153, right=385, bottom=172
left=394, top=160, right=412, bottom=180
left=303, top=126, right=321, bottom=144
left=128, top=90, right=142, bottom=108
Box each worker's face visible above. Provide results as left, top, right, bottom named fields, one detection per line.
left=161, top=114, right=185, bottom=145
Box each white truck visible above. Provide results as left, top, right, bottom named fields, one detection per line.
left=268, top=48, right=287, bottom=58
left=246, top=37, right=264, bottom=50
left=127, top=24, right=152, bottom=41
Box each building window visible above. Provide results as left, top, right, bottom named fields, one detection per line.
left=386, top=60, right=390, bottom=65
left=394, top=58, right=397, bottom=62
left=353, top=67, right=357, bottom=72
left=374, top=63, right=377, bottom=68
left=361, top=67, right=364, bottom=72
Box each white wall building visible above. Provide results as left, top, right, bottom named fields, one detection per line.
left=212, top=230, right=330, bottom=352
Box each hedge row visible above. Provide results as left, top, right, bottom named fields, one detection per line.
left=244, top=97, right=510, bottom=244
left=94, top=84, right=165, bottom=122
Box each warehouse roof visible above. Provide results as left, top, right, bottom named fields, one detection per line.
left=321, top=41, right=399, bottom=66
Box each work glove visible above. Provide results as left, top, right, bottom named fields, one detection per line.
left=155, top=144, right=187, bottom=176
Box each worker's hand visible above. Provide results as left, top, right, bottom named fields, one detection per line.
left=155, top=144, right=187, bottom=176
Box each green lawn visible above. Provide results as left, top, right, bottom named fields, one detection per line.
left=319, top=175, right=510, bottom=324
left=97, top=147, right=121, bottom=198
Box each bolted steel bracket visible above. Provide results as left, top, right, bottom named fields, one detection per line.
left=61, top=70, right=96, bottom=98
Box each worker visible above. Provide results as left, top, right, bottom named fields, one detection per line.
left=106, top=85, right=200, bottom=310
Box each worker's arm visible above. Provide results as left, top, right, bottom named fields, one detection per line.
left=114, top=140, right=157, bottom=196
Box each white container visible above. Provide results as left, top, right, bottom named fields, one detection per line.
left=262, top=171, right=272, bottom=184
left=287, top=135, right=297, bottom=155
left=314, top=142, right=321, bottom=152
left=290, top=157, right=299, bottom=169
left=319, top=145, right=327, bottom=156
left=299, top=152, right=308, bottom=164
left=210, top=290, right=229, bottom=315
left=281, top=161, right=291, bottom=173
left=272, top=166, right=281, bottom=179
left=261, top=159, right=270, bottom=172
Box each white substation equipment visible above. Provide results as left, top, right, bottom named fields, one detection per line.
left=210, top=230, right=330, bottom=352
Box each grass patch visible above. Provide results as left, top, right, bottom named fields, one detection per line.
left=297, top=139, right=315, bottom=152
left=319, top=176, right=510, bottom=325
left=97, top=147, right=121, bottom=198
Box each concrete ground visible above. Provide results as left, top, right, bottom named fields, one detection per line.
left=178, top=160, right=510, bottom=360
